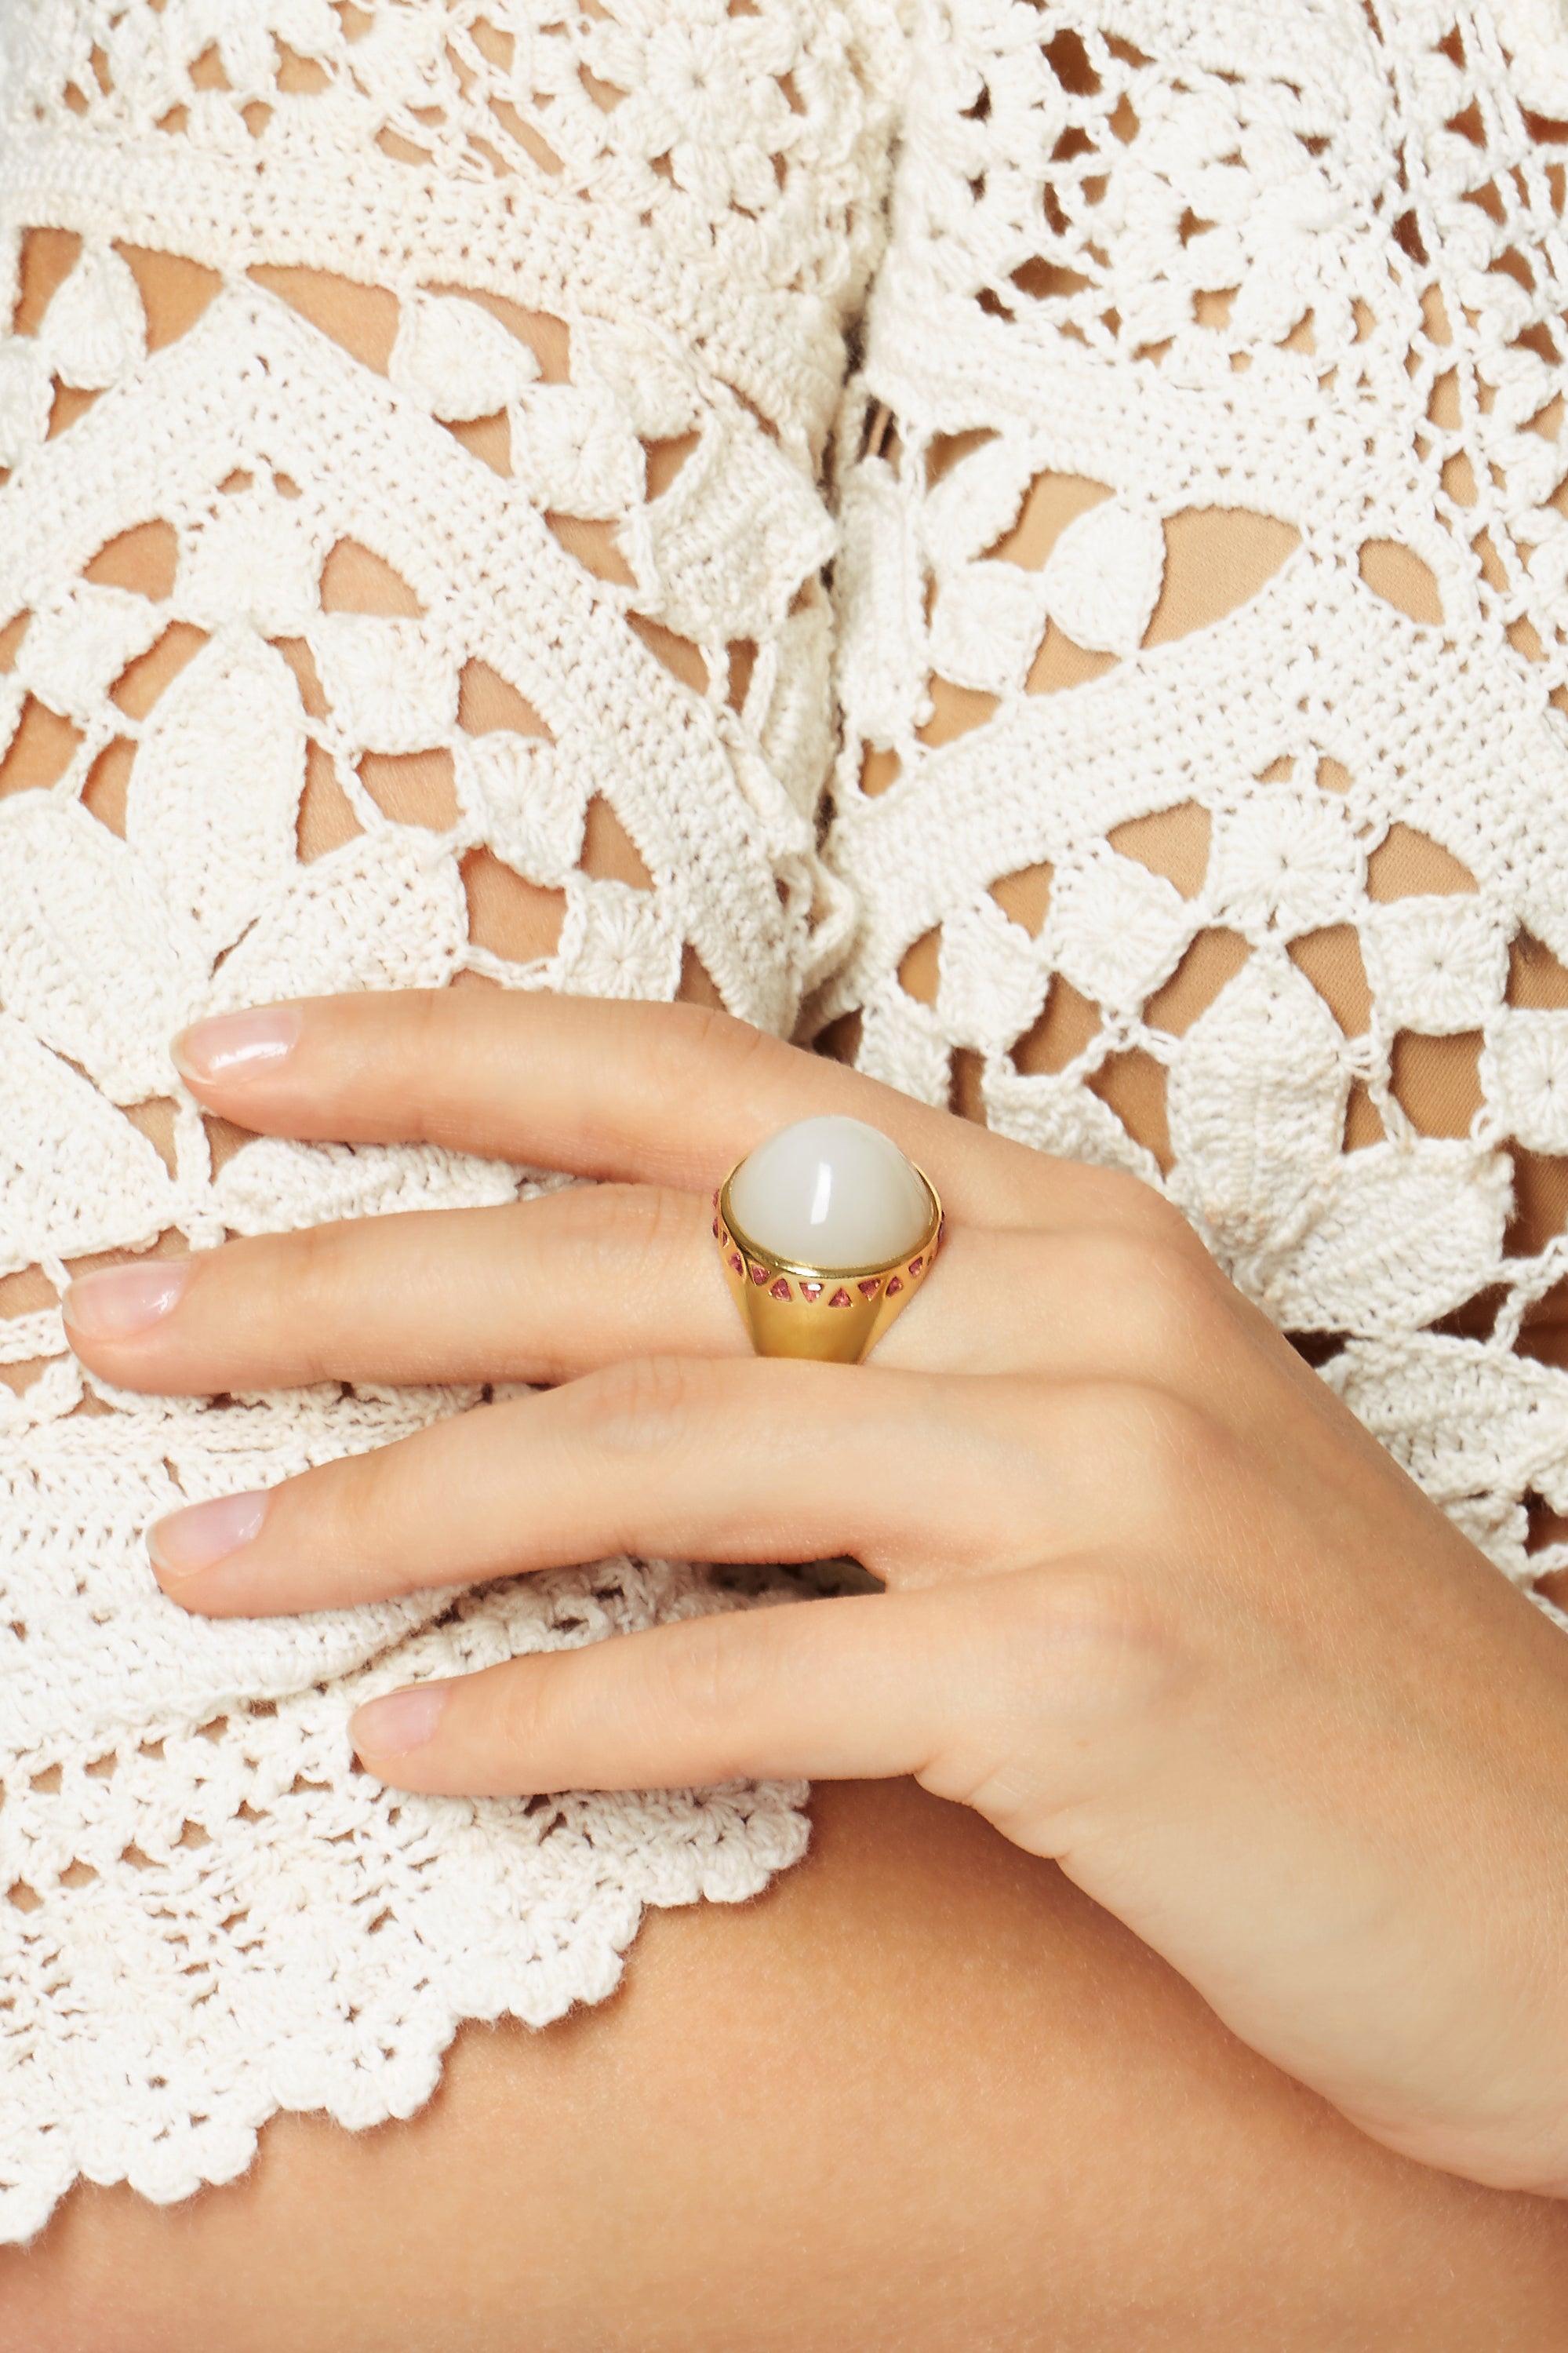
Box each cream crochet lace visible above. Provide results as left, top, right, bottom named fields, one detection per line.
left=3, top=0, right=1568, bottom=2241
left=825, top=0, right=1568, bottom=1595
left=0, top=0, right=899, bottom=2238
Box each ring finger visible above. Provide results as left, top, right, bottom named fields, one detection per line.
left=64, top=1183, right=1266, bottom=1404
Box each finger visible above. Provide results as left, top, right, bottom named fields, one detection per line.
left=169, top=990, right=1180, bottom=1241
left=348, top=1581, right=981, bottom=1798
left=67, top=1186, right=747, bottom=1390
left=144, top=1356, right=1111, bottom=1617
left=66, top=1186, right=1274, bottom=1415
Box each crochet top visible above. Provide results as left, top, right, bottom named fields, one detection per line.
left=3, top=0, right=1568, bottom=2240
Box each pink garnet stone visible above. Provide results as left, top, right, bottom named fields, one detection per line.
left=769, top=1278, right=791, bottom=1301
left=828, top=1288, right=853, bottom=1308
left=749, top=1262, right=770, bottom=1284
left=729, top=1252, right=744, bottom=1276
left=886, top=1276, right=903, bottom=1295
left=857, top=1278, right=880, bottom=1298
left=799, top=1281, right=824, bottom=1302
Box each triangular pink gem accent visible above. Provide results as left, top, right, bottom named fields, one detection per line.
left=749, top=1262, right=769, bottom=1285
left=908, top=1256, right=923, bottom=1277
left=729, top=1252, right=744, bottom=1276
left=858, top=1278, right=880, bottom=1298
left=799, top=1281, right=823, bottom=1302
left=886, top=1276, right=903, bottom=1295
left=828, top=1288, right=853, bottom=1308
left=769, top=1277, right=791, bottom=1301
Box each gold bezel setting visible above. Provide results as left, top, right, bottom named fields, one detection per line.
left=714, top=1162, right=944, bottom=1364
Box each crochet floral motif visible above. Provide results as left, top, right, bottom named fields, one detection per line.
left=824, top=0, right=1568, bottom=1624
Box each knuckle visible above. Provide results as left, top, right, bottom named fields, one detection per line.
left=577, top=1350, right=715, bottom=1448
left=1086, top=1229, right=1226, bottom=1370
left=1080, top=1160, right=1204, bottom=1251
left=489, top=1653, right=555, bottom=1759
left=657, top=1610, right=747, bottom=1736
left=584, top=1182, right=693, bottom=1284
left=1017, top=1557, right=1166, bottom=1670
left=278, top=1220, right=370, bottom=1373
left=1053, top=1374, right=1222, bottom=1524
left=406, top=986, right=447, bottom=1044
left=304, top=1442, right=388, bottom=1566
left=999, top=1563, right=1184, bottom=1724
left=1091, top=1382, right=1233, bottom=1521
left=660, top=1002, right=809, bottom=1109
left=403, top=989, right=466, bottom=1140
left=671, top=1000, right=774, bottom=1073
left=286, top=1215, right=343, bottom=1297
left=404, top=981, right=446, bottom=1058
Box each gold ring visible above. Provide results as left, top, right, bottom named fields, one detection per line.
left=713, top=1120, right=944, bottom=1365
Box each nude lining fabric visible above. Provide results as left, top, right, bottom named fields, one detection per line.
left=3, top=0, right=1568, bottom=2238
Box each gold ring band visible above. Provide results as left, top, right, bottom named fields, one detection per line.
left=714, top=1164, right=944, bottom=1364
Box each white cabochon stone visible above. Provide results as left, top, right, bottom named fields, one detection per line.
left=729, top=1115, right=932, bottom=1269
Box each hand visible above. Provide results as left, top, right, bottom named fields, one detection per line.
left=63, top=989, right=1568, bottom=2197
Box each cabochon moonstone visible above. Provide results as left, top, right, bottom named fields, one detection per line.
left=728, top=1115, right=933, bottom=1270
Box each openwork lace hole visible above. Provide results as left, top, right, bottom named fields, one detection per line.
left=1343, top=1080, right=1385, bottom=1150
left=1366, top=824, right=1477, bottom=900
left=249, top=266, right=400, bottom=375
left=1087, top=1048, right=1171, bottom=1169
left=1359, top=540, right=1444, bottom=626
left=1388, top=1032, right=1484, bottom=1138
left=897, top=926, right=940, bottom=1007
left=110, top=623, right=208, bottom=719
left=0, top=699, right=80, bottom=795
left=1144, top=931, right=1250, bottom=1036
left=580, top=796, right=653, bottom=892
left=85, top=522, right=177, bottom=600
left=319, top=541, right=422, bottom=617
left=1288, top=927, right=1373, bottom=1036
left=1011, top=978, right=1100, bottom=1076
left=1144, top=511, right=1300, bottom=646
left=1506, top=931, right=1568, bottom=1008
left=1504, top=1151, right=1568, bottom=1258
left=12, top=228, right=80, bottom=335
left=461, top=850, right=565, bottom=964
left=990, top=861, right=1053, bottom=937
left=1106, top=804, right=1209, bottom=900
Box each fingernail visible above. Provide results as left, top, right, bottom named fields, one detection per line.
left=352, top=1684, right=448, bottom=1758
left=148, top=1489, right=269, bottom=1583
left=64, top=1259, right=191, bottom=1340
left=173, top=1004, right=303, bottom=1085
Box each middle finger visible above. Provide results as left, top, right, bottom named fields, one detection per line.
left=141, top=1356, right=1112, bottom=1616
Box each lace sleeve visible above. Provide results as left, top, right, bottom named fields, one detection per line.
left=824, top=0, right=1568, bottom=1619
left=0, top=0, right=901, bottom=2240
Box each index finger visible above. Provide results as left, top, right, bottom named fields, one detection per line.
left=173, top=992, right=1175, bottom=1237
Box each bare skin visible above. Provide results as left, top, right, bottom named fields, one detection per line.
left=9, top=1779, right=1568, bottom=2353
left=6, top=248, right=1568, bottom=2347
